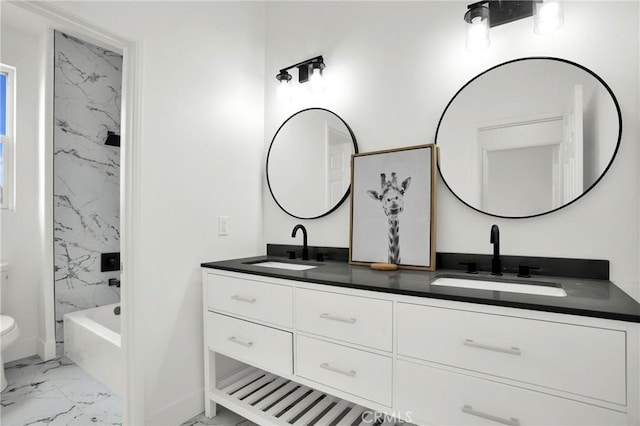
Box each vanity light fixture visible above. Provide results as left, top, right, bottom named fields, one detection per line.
left=534, top=0, right=564, bottom=34
left=464, top=3, right=491, bottom=51
left=464, top=0, right=564, bottom=51
left=275, top=55, right=325, bottom=98
left=276, top=70, right=293, bottom=101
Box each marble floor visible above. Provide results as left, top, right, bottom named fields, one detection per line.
left=1, top=355, right=121, bottom=425
left=1, top=356, right=255, bottom=426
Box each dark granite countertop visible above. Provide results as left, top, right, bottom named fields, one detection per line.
left=201, top=255, right=640, bottom=323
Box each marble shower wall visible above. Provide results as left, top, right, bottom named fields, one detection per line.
left=54, top=31, right=122, bottom=354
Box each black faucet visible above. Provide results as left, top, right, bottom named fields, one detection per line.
left=490, top=224, right=502, bottom=275
left=291, top=224, right=309, bottom=261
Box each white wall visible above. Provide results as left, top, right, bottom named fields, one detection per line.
left=263, top=1, right=640, bottom=301
left=0, top=23, right=47, bottom=362
left=50, top=1, right=267, bottom=424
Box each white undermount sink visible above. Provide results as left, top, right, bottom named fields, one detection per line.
left=431, top=276, right=567, bottom=297
left=248, top=261, right=318, bottom=271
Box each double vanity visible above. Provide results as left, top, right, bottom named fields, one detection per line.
left=202, top=54, right=634, bottom=425
left=201, top=251, right=640, bottom=426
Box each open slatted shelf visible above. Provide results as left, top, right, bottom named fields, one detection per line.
left=210, top=367, right=410, bottom=426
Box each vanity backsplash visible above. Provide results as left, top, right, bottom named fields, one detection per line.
left=267, top=244, right=608, bottom=279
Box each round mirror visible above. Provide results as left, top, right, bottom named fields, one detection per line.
left=435, top=57, right=621, bottom=218
left=267, top=108, right=358, bottom=219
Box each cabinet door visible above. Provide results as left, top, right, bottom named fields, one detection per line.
left=397, top=303, right=626, bottom=404
left=207, top=273, right=293, bottom=327
left=395, top=360, right=627, bottom=426
left=296, top=288, right=392, bottom=351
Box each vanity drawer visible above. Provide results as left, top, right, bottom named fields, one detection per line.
left=395, top=360, right=626, bottom=426
left=207, top=312, right=292, bottom=376
left=397, top=303, right=626, bottom=404
left=295, top=288, right=392, bottom=351
left=207, top=273, right=293, bottom=327
left=296, top=335, right=392, bottom=406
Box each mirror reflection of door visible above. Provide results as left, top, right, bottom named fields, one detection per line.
left=483, top=142, right=556, bottom=216
left=479, top=84, right=584, bottom=216
left=325, top=125, right=352, bottom=209
left=561, top=84, right=584, bottom=204
left=436, top=58, right=619, bottom=218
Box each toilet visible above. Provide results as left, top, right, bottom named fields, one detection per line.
left=1, top=263, right=19, bottom=392
left=1, top=314, right=19, bottom=391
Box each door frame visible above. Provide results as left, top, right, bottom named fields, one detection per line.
left=478, top=116, right=563, bottom=211
left=11, top=1, right=143, bottom=424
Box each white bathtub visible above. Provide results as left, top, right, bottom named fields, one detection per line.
left=64, top=303, right=122, bottom=394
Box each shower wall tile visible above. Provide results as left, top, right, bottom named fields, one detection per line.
left=53, top=31, right=122, bottom=355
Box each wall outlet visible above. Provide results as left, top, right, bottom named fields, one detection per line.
left=218, top=216, right=229, bottom=236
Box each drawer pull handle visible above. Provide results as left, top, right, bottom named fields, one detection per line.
left=227, top=336, right=253, bottom=348
left=463, top=339, right=521, bottom=356
left=320, top=363, right=356, bottom=377
left=231, top=295, right=256, bottom=304
left=462, top=405, right=520, bottom=426
left=319, top=313, right=357, bottom=324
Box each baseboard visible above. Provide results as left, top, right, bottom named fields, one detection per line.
left=145, top=387, right=204, bottom=426
left=37, top=337, right=57, bottom=361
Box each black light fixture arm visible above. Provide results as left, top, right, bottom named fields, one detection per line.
left=276, top=55, right=325, bottom=84
left=466, top=0, right=540, bottom=27
left=278, top=55, right=324, bottom=74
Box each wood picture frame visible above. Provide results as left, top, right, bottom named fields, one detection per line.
left=349, top=144, right=437, bottom=271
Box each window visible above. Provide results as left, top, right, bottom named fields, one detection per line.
left=0, top=64, right=15, bottom=209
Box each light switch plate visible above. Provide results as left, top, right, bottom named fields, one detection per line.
left=218, top=216, right=229, bottom=236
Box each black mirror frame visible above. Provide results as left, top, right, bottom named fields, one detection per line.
left=266, top=107, right=359, bottom=220
left=435, top=56, right=622, bottom=219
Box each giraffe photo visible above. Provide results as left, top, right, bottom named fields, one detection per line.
left=350, top=145, right=437, bottom=270
left=366, top=172, right=411, bottom=264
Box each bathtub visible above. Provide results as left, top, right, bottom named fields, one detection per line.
left=63, top=303, right=122, bottom=394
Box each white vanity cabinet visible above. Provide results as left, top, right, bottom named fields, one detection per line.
left=394, top=360, right=628, bottom=426
left=202, top=268, right=640, bottom=426
left=294, top=288, right=394, bottom=406
left=395, top=302, right=630, bottom=425
left=206, top=273, right=293, bottom=328
left=296, top=335, right=393, bottom=406
left=206, top=312, right=293, bottom=376
left=295, top=288, right=393, bottom=352
left=396, top=302, right=627, bottom=405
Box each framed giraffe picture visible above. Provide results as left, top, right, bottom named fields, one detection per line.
left=349, top=144, right=437, bottom=271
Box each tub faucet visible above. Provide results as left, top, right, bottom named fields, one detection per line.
left=291, top=224, right=309, bottom=260
left=490, top=224, right=502, bottom=275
